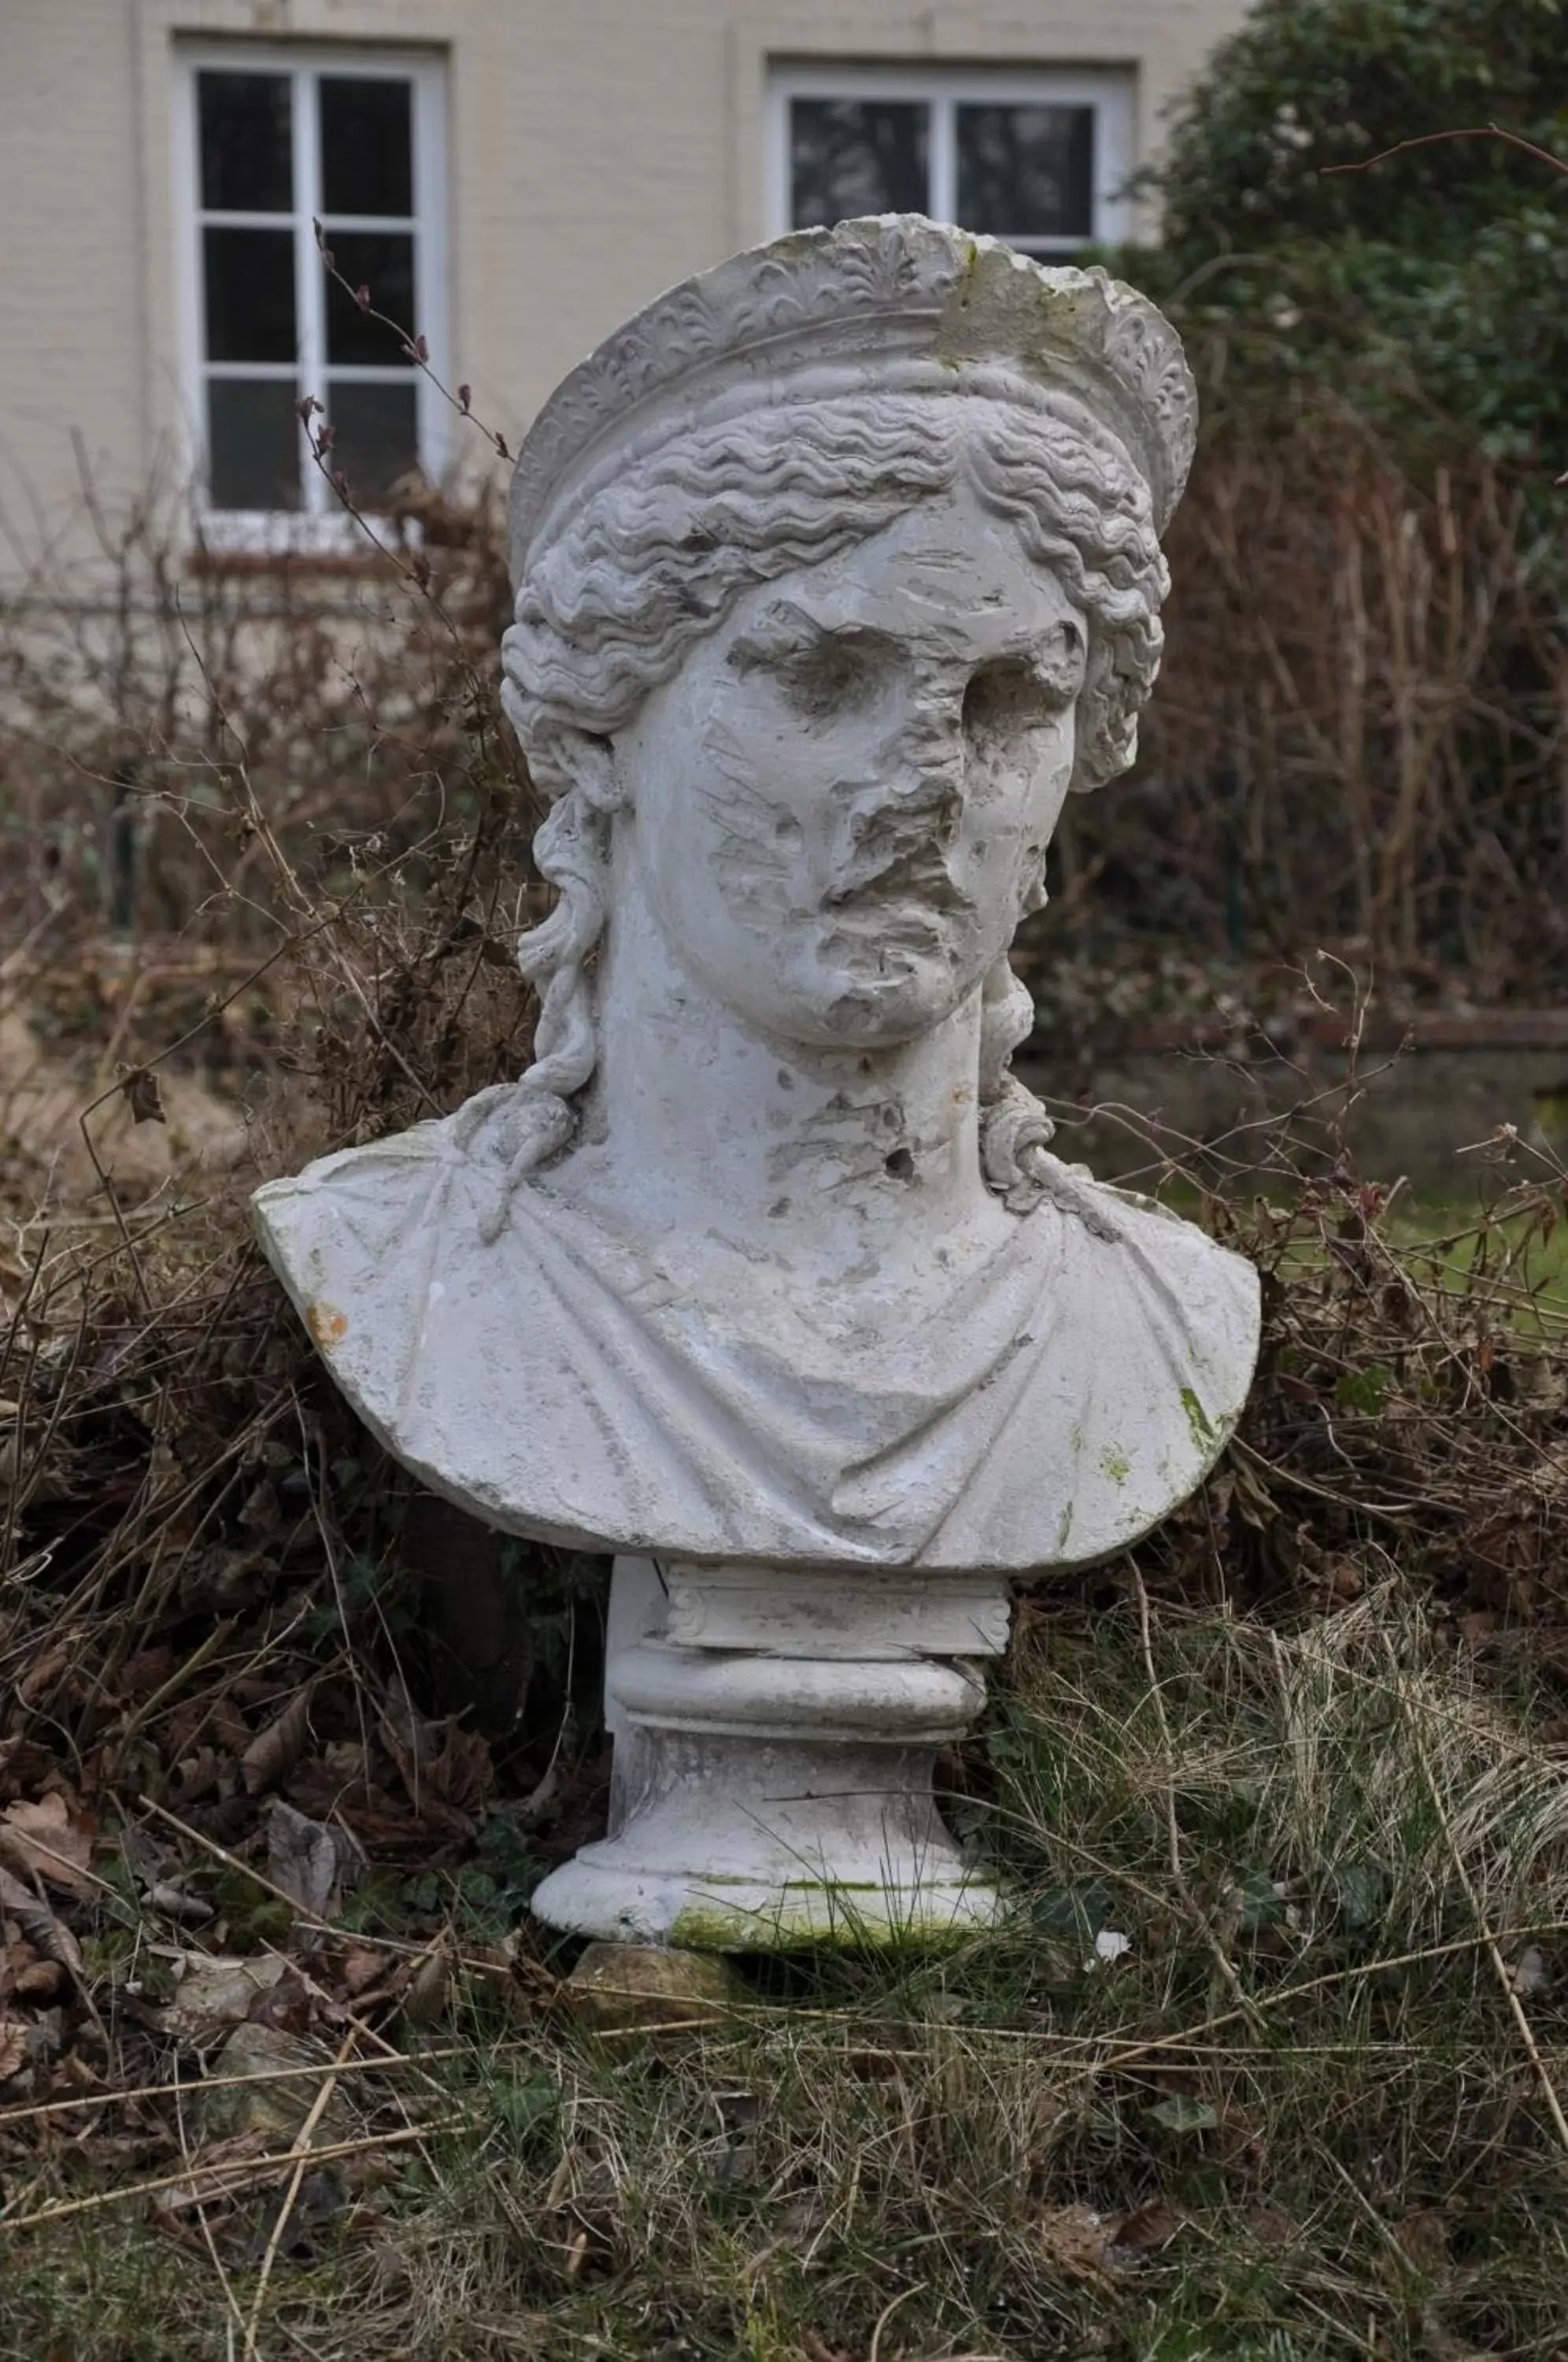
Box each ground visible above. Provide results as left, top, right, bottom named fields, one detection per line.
left=2, top=946, right=1567, bottom=2360
left=4, top=1585, right=1568, bottom=2361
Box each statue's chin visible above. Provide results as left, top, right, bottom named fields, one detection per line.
left=751, top=946, right=970, bottom=1053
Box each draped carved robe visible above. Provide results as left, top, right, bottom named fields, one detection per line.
left=254, top=1102, right=1260, bottom=1573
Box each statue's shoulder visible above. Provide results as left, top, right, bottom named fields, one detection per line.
left=250, top=1098, right=530, bottom=1364
left=1036, top=1158, right=1259, bottom=1294
left=253, top=1080, right=545, bottom=1247
left=1029, top=1156, right=1262, bottom=1441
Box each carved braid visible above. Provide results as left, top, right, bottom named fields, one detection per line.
left=474, top=784, right=609, bottom=1241
left=494, top=391, right=1168, bottom=1212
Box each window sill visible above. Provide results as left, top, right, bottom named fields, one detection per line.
left=188, top=509, right=423, bottom=577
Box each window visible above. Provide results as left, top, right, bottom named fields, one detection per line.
left=770, top=66, right=1133, bottom=259
left=176, top=49, right=447, bottom=543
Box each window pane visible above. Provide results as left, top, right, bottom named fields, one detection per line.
left=325, top=381, right=420, bottom=504
left=198, top=71, right=293, bottom=212
left=203, top=226, right=297, bottom=361
left=956, top=105, right=1094, bottom=241
left=207, top=379, right=301, bottom=509
left=320, top=76, right=413, bottom=216
left=790, top=98, right=929, bottom=227
left=324, top=230, right=416, bottom=363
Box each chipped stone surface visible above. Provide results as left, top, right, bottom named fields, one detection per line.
left=255, top=218, right=1260, bottom=1947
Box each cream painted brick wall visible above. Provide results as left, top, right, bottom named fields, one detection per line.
left=0, top=0, right=1252, bottom=575
left=2, top=2, right=153, bottom=534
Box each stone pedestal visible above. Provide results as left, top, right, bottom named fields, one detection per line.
left=529, top=1557, right=1011, bottom=1949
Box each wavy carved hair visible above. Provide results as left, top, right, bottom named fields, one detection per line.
left=485, top=391, right=1168, bottom=1235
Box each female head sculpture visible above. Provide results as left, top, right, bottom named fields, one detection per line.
left=253, top=218, right=1255, bottom=1948
left=480, top=216, right=1194, bottom=1238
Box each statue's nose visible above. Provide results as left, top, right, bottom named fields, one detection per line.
left=848, top=761, right=960, bottom=839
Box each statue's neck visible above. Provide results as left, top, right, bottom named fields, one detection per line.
left=555, top=864, right=1006, bottom=1288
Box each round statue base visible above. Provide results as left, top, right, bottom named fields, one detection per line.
left=530, top=1557, right=1011, bottom=1953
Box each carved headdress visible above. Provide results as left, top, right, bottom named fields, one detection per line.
left=508, top=213, right=1198, bottom=582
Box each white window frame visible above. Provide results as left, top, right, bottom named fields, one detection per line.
left=767, top=64, right=1135, bottom=254
left=173, top=43, right=449, bottom=555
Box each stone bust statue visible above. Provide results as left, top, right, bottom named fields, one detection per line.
left=254, top=218, right=1259, bottom=1946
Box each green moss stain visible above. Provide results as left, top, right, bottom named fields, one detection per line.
left=1181, top=1386, right=1217, bottom=1455
left=670, top=1879, right=1004, bottom=1956
left=1099, top=1446, right=1132, bottom=1486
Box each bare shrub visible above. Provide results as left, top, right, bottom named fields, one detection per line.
left=1038, top=424, right=1568, bottom=1000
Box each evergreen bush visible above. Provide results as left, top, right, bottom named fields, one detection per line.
left=1129, top=0, right=1568, bottom=474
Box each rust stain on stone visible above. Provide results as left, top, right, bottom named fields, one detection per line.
left=307, top=1301, right=349, bottom=1348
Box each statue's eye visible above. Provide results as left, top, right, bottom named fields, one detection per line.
left=786, top=633, right=874, bottom=709
left=963, top=660, right=1056, bottom=743
left=964, top=627, right=1085, bottom=745
left=730, top=618, right=891, bottom=715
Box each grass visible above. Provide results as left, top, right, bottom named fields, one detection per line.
left=1386, top=1197, right=1568, bottom=1333
left=1142, top=1171, right=1568, bottom=1335
left=4, top=1583, right=1567, bottom=2361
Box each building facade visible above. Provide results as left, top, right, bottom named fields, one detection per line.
left=1, top=0, right=1251, bottom=565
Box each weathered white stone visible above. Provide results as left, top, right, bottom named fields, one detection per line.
left=557, top=1553, right=1009, bottom=1948
left=254, top=217, right=1260, bottom=1949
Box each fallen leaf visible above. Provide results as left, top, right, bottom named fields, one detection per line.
left=146, top=1879, right=216, bottom=1925
left=13, top=1957, right=67, bottom=2002
left=0, top=1864, right=83, bottom=1980
left=0, top=1794, right=94, bottom=1895
left=402, top=1936, right=452, bottom=2028
left=1511, top=1945, right=1551, bottom=1997
left=267, top=1799, right=347, bottom=1920
left=339, top=1945, right=387, bottom=1997
left=1149, top=2094, right=1219, bottom=2134
left=1110, top=2197, right=1185, bottom=2255
left=240, top=1689, right=313, bottom=1796
left=157, top=1952, right=288, bottom=2040
left=423, top=1722, right=494, bottom=1814
left=0, top=2018, right=28, bottom=2082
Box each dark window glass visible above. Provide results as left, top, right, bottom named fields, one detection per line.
left=207, top=379, right=301, bottom=509
left=790, top=99, right=929, bottom=227
left=324, top=230, right=416, bottom=362
left=198, top=71, right=292, bottom=212
left=956, top=105, right=1094, bottom=241
left=326, top=381, right=420, bottom=502
left=202, top=227, right=297, bottom=361
left=320, top=76, right=414, bottom=216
